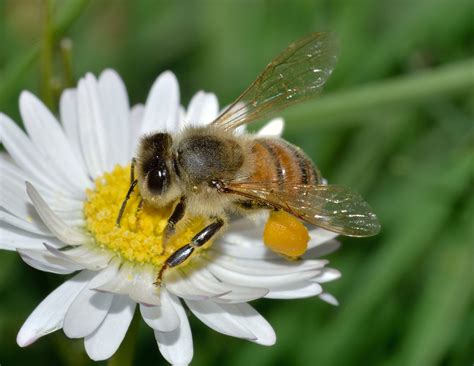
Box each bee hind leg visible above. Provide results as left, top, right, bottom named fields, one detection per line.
left=155, top=216, right=225, bottom=285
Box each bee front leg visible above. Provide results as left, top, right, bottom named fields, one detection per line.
left=163, top=196, right=186, bottom=242
left=156, top=217, right=225, bottom=285
left=116, top=158, right=138, bottom=227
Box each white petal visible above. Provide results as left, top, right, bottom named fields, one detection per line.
left=63, top=266, right=117, bottom=338
left=154, top=293, right=193, bottom=365
left=214, top=241, right=278, bottom=260
left=130, top=104, right=144, bottom=155
left=0, top=163, right=40, bottom=229
left=98, top=69, right=131, bottom=166
left=77, top=73, right=109, bottom=177
left=215, top=220, right=279, bottom=260
left=0, top=153, right=51, bottom=196
left=141, top=71, right=180, bottom=134
left=0, top=113, right=67, bottom=192
left=84, top=295, right=136, bottom=361
left=304, top=239, right=341, bottom=258
left=59, top=88, right=84, bottom=165
left=17, top=270, right=94, bottom=347
left=0, top=222, right=63, bottom=250
left=186, top=299, right=256, bottom=340
left=94, top=263, right=161, bottom=306
left=0, top=156, right=82, bottom=221
left=165, top=270, right=228, bottom=301
left=140, top=288, right=179, bottom=332
left=217, top=303, right=276, bottom=346
left=307, top=228, right=339, bottom=249
left=26, top=182, right=90, bottom=245
left=319, top=292, right=339, bottom=306
left=220, top=216, right=266, bottom=244
left=265, top=282, right=322, bottom=299
left=185, top=91, right=219, bottom=127
left=177, top=105, right=186, bottom=132
left=212, top=254, right=327, bottom=276
left=257, top=118, right=284, bottom=136
left=310, top=268, right=341, bottom=283
left=18, top=248, right=84, bottom=274
left=185, top=266, right=268, bottom=303
left=207, top=261, right=320, bottom=288
left=0, top=209, right=51, bottom=236
left=44, top=243, right=113, bottom=271
left=19, top=91, right=91, bottom=195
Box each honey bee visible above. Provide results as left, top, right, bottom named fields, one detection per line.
left=117, top=32, right=381, bottom=281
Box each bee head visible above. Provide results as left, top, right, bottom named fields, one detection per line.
left=138, top=133, right=174, bottom=197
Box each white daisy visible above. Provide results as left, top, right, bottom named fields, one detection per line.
left=0, top=69, right=341, bottom=365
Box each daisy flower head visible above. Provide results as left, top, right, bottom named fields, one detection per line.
left=0, top=69, right=341, bottom=365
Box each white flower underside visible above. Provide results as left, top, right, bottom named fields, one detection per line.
left=0, top=69, right=341, bottom=365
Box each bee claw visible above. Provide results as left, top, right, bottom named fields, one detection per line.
left=153, top=278, right=162, bottom=287
left=154, top=264, right=169, bottom=287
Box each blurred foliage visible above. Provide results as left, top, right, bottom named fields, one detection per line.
left=0, top=0, right=473, bottom=365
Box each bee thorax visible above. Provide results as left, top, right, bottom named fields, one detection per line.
left=177, top=134, right=244, bottom=183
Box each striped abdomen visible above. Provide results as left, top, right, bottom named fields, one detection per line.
left=248, top=138, right=322, bottom=188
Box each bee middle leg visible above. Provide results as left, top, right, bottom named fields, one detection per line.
left=156, top=216, right=225, bottom=284
left=163, top=196, right=186, bottom=242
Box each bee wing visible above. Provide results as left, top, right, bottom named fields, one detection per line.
left=226, top=182, right=381, bottom=237
left=211, top=32, right=339, bottom=131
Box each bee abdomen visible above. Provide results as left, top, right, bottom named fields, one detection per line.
left=250, top=138, right=321, bottom=187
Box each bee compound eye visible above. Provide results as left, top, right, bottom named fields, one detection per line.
left=146, top=162, right=170, bottom=195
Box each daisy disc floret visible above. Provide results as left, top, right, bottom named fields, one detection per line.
left=84, top=165, right=206, bottom=269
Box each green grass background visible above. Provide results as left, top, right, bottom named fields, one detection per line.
left=0, top=1, right=473, bottom=365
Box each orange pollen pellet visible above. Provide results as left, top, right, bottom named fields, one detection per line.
left=263, top=210, right=310, bottom=257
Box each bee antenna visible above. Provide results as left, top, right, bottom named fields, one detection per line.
left=116, top=179, right=138, bottom=227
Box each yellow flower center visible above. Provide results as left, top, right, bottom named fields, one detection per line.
left=83, top=165, right=206, bottom=268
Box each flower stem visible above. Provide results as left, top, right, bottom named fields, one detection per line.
left=283, top=59, right=474, bottom=129
left=60, top=38, right=75, bottom=88
left=107, top=309, right=141, bottom=366
left=40, top=0, right=55, bottom=110
left=0, top=0, right=89, bottom=106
